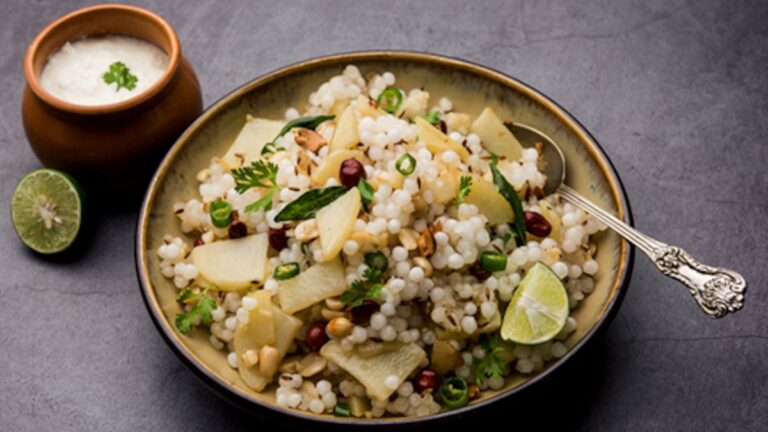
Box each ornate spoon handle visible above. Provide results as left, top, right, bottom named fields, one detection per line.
left=558, top=185, right=746, bottom=318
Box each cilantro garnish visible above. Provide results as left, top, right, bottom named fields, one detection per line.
left=175, top=288, right=216, bottom=334
left=340, top=267, right=384, bottom=307
left=102, top=61, right=138, bottom=92
left=231, top=160, right=280, bottom=212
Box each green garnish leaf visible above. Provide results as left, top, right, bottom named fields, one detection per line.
left=341, top=267, right=384, bottom=307
left=473, top=334, right=508, bottom=386
left=232, top=160, right=279, bottom=193
left=490, top=158, right=526, bottom=246
left=244, top=192, right=274, bottom=212
left=175, top=288, right=216, bottom=335
left=262, top=115, right=335, bottom=156
left=376, top=87, right=403, bottom=114
left=357, top=178, right=374, bottom=207
left=424, top=110, right=441, bottom=126
left=457, top=175, right=472, bottom=205
left=274, top=186, right=347, bottom=222
left=102, top=61, right=138, bottom=92
left=231, top=160, right=280, bottom=212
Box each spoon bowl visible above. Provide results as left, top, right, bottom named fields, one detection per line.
left=511, top=122, right=746, bottom=318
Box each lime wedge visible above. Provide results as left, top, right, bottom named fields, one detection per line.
left=501, top=262, right=569, bottom=345
left=11, top=169, right=83, bottom=254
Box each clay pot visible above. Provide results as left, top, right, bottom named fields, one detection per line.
left=22, top=4, right=202, bottom=190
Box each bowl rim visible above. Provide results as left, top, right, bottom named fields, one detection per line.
left=135, top=50, right=634, bottom=426
left=23, top=3, right=181, bottom=115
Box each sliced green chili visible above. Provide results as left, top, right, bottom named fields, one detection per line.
left=273, top=262, right=300, bottom=280
left=479, top=251, right=508, bottom=272
left=334, top=402, right=350, bottom=417
left=376, top=87, right=403, bottom=114
left=210, top=200, right=233, bottom=228
left=438, top=376, right=470, bottom=409
left=395, top=153, right=417, bottom=175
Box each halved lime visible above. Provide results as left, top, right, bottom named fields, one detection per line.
left=11, top=169, right=83, bottom=254
left=501, top=262, right=569, bottom=345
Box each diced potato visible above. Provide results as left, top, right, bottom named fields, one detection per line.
left=321, top=341, right=426, bottom=401
left=277, top=258, right=348, bottom=314
left=310, top=149, right=365, bottom=186
left=538, top=200, right=561, bottom=240
left=414, top=117, right=469, bottom=161
left=399, top=90, right=429, bottom=119
left=463, top=176, right=515, bottom=225
left=354, top=95, right=382, bottom=119
left=222, top=116, right=284, bottom=168
left=316, top=188, right=361, bottom=261
left=469, top=107, right=524, bottom=161
left=191, top=234, right=268, bottom=290
left=444, top=112, right=471, bottom=135
left=234, top=304, right=303, bottom=392
left=246, top=290, right=275, bottom=347
left=431, top=339, right=462, bottom=375
left=424, top=165, right=459, bottom=204
left=330, top=106, right=359, bottom=151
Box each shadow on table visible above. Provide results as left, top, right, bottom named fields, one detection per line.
left=214, top=333, right=612, bottom=432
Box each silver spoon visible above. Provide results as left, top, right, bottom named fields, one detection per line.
left=510, top=123, right=746, bottom=318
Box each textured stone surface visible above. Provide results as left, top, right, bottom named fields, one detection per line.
left=1, top=0, right=766, bottom=431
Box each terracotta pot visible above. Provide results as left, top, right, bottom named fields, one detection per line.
left=22, top=4, right=202, bottom=190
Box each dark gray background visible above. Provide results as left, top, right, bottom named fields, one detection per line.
left=1, top=0, right=766, bottom=431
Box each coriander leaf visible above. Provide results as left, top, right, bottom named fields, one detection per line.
left=490, top=160, right=526, bottom=246
left=457, top=175, right=472, bottom=205
left=102, top=61, right=138, bottom=92
left=175, top=289, right=216, bottom=335
left=473, top=334, right=508, bottom=385
left=341, top=266, right=384, bottom=307
left=357, top=178, right=374, bottom=208
left=244, top=191, right=274, bottom=212
left=231, top=160, right=279, bottom=193
left=274, top=186, right=347, bottom=222
left=340, top=281, right=368, bottom=308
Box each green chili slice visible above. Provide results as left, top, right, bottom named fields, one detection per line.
left=479, top=251, right=508, bottom=272
left=395, top=153, right=417, bottom=175
left=438, top=376, right=470, bottom=409
left=334, top=402, right=350, bottom=417
left=210, top=200, right=233, bottom=228
left=376, top=87, right=403, bottom=114
left=273, top=262, right=300, bottom=280
left=357, top=178, right=374, bottom=207
left=364, top=251, right=389, bottom=272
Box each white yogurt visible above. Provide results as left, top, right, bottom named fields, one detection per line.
left=40, top=35, right=169, bottom=106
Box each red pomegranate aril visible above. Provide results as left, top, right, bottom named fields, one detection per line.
left=305, top=322, right=329, bottom=351
left=524, top=211, right=552, bottom=237
left=339, top=158, right=366, bottom=188
left=228, top=221, right=248, bottom=239
left=350, top=302, right=378, bottom=325
left=414, top=369, right=440, bottom=393
left=268, top=227, right=288, bottom=251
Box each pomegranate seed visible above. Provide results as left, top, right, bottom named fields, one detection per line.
left=524, top=211, right=552, bottom=237
left=339, top=158, right=366, bottom=188
left=305, top=322, right=329, bottom=351
left=350, top=302, right=378, bottom=325
left=228, top=221, right=247, bottom=239
left=414, top=369, right=440, bottom=393
left=268, top=227, right=288, bottom=251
